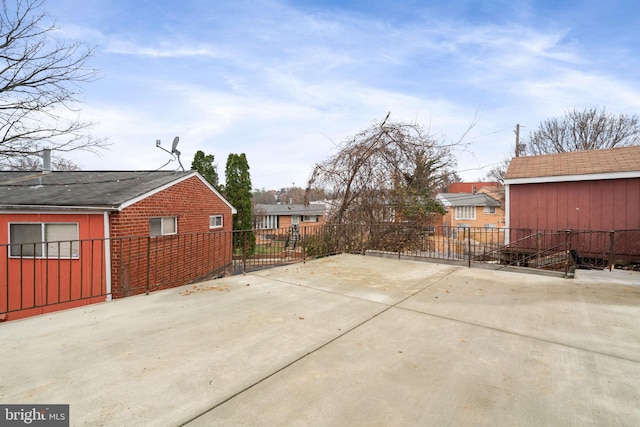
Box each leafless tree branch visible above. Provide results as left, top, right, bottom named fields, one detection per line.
left=306, top=113, right=468, bottom=226
left=0, top=0, right=107, bottom=169
left=525, top=107, right=640, bottom=155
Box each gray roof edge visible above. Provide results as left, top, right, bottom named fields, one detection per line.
left=436, top=193, right=501, bottom=207
left=0, top=205, right=116, bottom=212
left=254, top=204, right=326, bottom=215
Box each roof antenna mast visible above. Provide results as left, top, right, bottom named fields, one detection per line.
left=155, top=136, right=185, bottom=171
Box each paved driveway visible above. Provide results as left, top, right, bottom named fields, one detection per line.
left=1, top=254, right=639, bottom=426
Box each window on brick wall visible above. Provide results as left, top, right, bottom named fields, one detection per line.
left=209, top=215, right=223, bottom=229
left=150, top=216, right=177, bottom=236
left=9, top=223, right=79, bottom=258
left=302, top=215, right=318, bottom=222
left=455, top=206, right=475, bottom=220
left=483, top=206, right=496, bottom=214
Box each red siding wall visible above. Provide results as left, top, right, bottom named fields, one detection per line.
left=509, top=178, right=640, bottom=230
left=109, top=176, right=234, bottom=297
left=0, top=213, right=107, bottom=320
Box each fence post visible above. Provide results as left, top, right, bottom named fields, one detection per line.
left=564, top=230, right=571, bottom=277
left=467, top=227, right=471, bottom=268
left=608, top=230, right=615, bottom=271
left=146, top=237, right=151, bottom=295
left=302, top=226, right=307, bottom=263
left=242, top=231, right=247, bottom=274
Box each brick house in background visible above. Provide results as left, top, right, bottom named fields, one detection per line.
left=0, top=170, right=236, bottom=321
left=435, top=192, right=504, bottom=232
left=254, top=203, right=326, bottom=242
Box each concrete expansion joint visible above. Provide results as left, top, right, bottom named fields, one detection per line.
left=398, top=302, right=640, bottom=366
left=182, top=267, right=464, bottom=425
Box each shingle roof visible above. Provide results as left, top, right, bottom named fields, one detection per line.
left=505, top=146, right=640, bottom=180
left=0, top=170, right=199, bottom=210
left=255, top=203, right=326, bottom=216
left=436, top=193, right=501, bottom=207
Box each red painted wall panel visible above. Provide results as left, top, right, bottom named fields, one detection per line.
left=0, top=213, right=107, bottom=320
left=546, top=182, right=559, bottom=229
left=626, top=179, right=640, bottom=229
left=509, top=178, right=640, bottom=231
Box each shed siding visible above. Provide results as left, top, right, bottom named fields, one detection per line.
left=510, top=178, right=640, bottom=231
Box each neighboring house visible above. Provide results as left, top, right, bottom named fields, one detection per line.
left=435, top=192, right=504, bottom=231
left=0, top=170, right=236, bottom=320
left=504, top=146, right=640, bottom=231
left=254, top=203, right=326, bottom=241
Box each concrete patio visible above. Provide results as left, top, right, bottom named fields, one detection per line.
left=1, top=254, right=639, bottom=426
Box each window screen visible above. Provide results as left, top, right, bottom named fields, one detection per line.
left=46, top=223, right=79, bottom=257
left=10, top=223, right=79, bottom=258
left=209, top=215, right=223, bottom=228
left=150, top=217, right=177, bottom=236
left=10, top=224, right=42, bottom=257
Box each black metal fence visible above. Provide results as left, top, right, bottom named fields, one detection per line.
left=2, top=225, right=639, bottom=320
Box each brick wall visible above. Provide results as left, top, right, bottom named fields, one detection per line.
left=109, top=176, right=235, bottom=297
left=277, top=214, right=325, bottom=229
left=441, top=205, right=506, bottom=229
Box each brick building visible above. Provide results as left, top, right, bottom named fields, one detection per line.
left=254, top=203, right=327, bottom=242
left=435, top=192, right=504, bottom=231
left=0, top=170, right=236, bottom=320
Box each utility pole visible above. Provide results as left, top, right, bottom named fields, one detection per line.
left=515, top=123, right=521, bottom=157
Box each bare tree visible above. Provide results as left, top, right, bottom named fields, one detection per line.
left=252, top=188, right=277, bottom=205
left=11, top=153, right=79, bottom=170
left=482, top=158, right=510, bottom=184
left=0, top=0, right=106, bottom=169
left=525, top=107, right=640, bottom=155
left=276, top=186, right=304, bottom=205
left=306, top=113, right=460, bottom=227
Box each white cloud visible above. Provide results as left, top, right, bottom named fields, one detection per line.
left=49, top=0, right=640, bottom=187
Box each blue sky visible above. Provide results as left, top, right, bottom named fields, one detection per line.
left=45, top=0, right=640, bottom=190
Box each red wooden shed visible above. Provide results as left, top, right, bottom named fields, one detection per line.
left=504, top=146, right=640, bottom=231
left=504, top=146, right=640, bottom=264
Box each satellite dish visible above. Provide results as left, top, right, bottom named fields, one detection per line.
left=154, top=135, right=185, bottom=172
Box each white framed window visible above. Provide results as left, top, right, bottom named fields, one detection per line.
left=150, top=216, right=177, bottom=236
left=302, top=215, right=318, bottom=222
left=9, top=223, right=79, bottom=258
left=484, top=224, right=496, bottom=229
left=209, top=215, right=223, bottom=229
left=260, top=215, right=279, bottom=230
left=483, top=206, right=496, bottom=214
left=455, top=206, right=476, bottom=221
